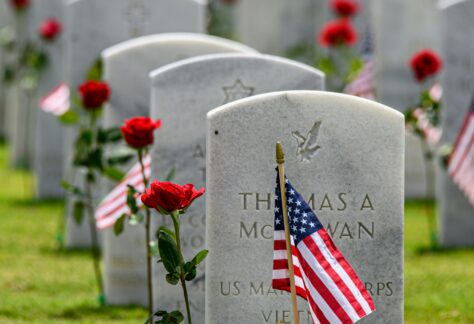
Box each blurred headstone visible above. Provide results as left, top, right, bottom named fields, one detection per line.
left=438, top=0, right=474, bottom=247
left=63, top=0, right=206, bottom=247
left=101, top=34, right=256, bottom=306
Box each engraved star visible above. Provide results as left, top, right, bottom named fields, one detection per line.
left=222, top=79, right=254, bottom=104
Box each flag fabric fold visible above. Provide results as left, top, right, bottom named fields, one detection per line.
left=448, top=94, right=474, bottom=206
left=95, top=154, right=151, bottom=229
left=39, top=83, right=70, bottom=116
left=272, top=170, right=376, bottom=324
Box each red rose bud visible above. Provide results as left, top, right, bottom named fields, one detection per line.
left=39, top=18, right=62, bottom=41
left=319, top=19, right=358, bottom=47
left=141, top=181, right=205, bottom=214
left=331, top=0, right=359, bottom=17
left=121, top=116, right=162, bottom=149
left=409, top=49, right=443, bottom=83
left=78, top=80, right=110, bottom=110
left=9, top=0, right=30, bottom=11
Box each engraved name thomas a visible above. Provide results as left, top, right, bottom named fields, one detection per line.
left=238, top=192, right=376, bottom=240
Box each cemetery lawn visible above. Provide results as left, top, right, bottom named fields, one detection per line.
left=0, top=144, right=472, bottom=323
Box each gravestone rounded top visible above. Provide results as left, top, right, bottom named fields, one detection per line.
left=149, top=53, right=324, bottom=85
left=102, top=33, right=258, bottom=62
left=438, top=0, right=469, bottom=10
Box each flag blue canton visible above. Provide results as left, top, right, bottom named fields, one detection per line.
left=274, top=170, right=323, bottom=245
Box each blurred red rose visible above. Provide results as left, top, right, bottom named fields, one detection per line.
left=331, top=0, right=359, bottom=17
left=78, top=80, right=110, bottom=110
left=121, top=116, right=162, bottom=149
left=9, top=0, right=30, bottom=11
left=409, top=49, right=443, bottom=82
left=39, top=18, right=62, bottom=41
left=319, top=19, right=357, bottom=47
left=141, top=181, right=205, bottom=214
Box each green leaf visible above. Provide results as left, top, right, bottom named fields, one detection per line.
left=191, top=249, right=208, bottom=266
left=146, top=310, right=184, bottom=324
left=98, top=127, right=123, bottom=144
left=158, top=230, right=183, bottom=273
left=86, top=58, right=103, bottom=81
left=346, top=57, right=364, bottom=82
left=73, top=201, right=84, bottom=225
left=58, top=110, right=79, bottom=125
left=166, top=272, right=180, bottom=285
left=157, top=226, right=176, bottom=241
left=316, top=57, right=335, bottom=76
left=164, top=166, right=176, bottom=182
left=113, top=214, right=126, bottom=235
left=103, top=166, right=125, bottom=181
left=61, top=180, right=84, bottom=197
left=183, top=262, right=197, bottom=281
left=107, top=147, right=135, bottom=166
left=126, top=186, right=139, bottom=214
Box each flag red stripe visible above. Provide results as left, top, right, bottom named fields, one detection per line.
left=303, top=235, right=367, bottom=318
left=300, top=270, right=331, bottom=324
left=448, top=112, right=473, bottom=166
left=318, top=230, right=375, bottom=310
left=298, top=250, right=354, bottom=323
left=450, top=126, right=474, bottom=178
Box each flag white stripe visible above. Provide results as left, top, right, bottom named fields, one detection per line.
left=300, top=266, right=343, bottom=324
left=299, top=240, right=361, bottom=322
left=312, top=232, right=373, bottom=315
left=449, top=116, right=474, bottom=174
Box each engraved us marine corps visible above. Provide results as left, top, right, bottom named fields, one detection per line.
left=291, top=120, right=322, bottom=162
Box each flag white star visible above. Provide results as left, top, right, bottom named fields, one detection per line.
left=299, top=227, right=306, bottom=233
left=288, top=198, right=294, bottom=203
left=285, top=179, right=289, bottom=184
left=301, top=219, right=307, bottom=225
left=296, top=200, right=301, bottom=206
left=275, top=219, right=281, bottom=225
left=289, top=189, right=295, bottom=196
left=274, top=207, right=280, bottom=213
left=294, top=208, right=300, bottom=214
left=309, top=222, right=315, bottom=227
left=302, top=212, right=308, bottom=218
left=292, top=225, right=297, bottom=232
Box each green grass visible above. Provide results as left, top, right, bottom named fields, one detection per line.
left=0, top=144, right=473, bottom=323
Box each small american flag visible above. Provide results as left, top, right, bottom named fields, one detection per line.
left=95, top=154, right=151, bottom=229
left=344, top=59, right=376, bottom=100
left=39, top=83, right=70, bottom=116
left=448, top=94, right=474, bottom=206
left=272, top=171, right=375, bottom=323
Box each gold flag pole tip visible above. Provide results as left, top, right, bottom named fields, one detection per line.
left=276, top=141, right=284, bottom=164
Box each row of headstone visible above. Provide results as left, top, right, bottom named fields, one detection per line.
left=0, top=0, right=12, bottom=140
left=437, top=0, right=474, bottom=247
left=63, top=0, right=207, bottom=247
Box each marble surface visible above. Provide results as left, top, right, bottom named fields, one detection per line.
left=206, top=91, right=404, bottom=323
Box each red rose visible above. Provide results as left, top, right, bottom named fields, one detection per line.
left=319, top=19, right=358, bottom=47
left=331, top=0, right=359, bottom=17
left=78, top=80, right=110, bottom=110
left=9, top=0, right=30, bottom=11
left=409, top=49, right=443, bottom=83
left=39, top=18, right=62, bottom=41
left=121, top=116, right=162, bottom=149
left=141, top=181, right=205, bottom=214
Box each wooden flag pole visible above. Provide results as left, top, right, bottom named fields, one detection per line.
left=276, top=142, right=300, bottom=324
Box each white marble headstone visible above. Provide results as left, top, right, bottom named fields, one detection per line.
left=438, top=0, right=474, bottom=247
left=101, top=34, right=257, bottom=306
left=0, top=0, right=12, bottom=139
left=63, top=0, right=207, bottom=247
left=206, top=91, right=404, bottom=323
left=149, top=54, right=324, bottom=323
left=33, top=0, right=66, bottom=199
left=373, top=0, right=442, bottom=198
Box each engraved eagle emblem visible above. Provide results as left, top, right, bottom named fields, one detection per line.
left=291, top=121, right=322, bottom=162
